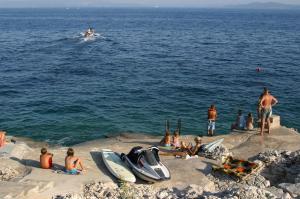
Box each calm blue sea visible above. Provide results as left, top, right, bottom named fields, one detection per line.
left=0, top=8, right=299, bottom=145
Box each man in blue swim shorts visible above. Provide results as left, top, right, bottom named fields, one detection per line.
left=260, top=88, right=278, bottom=135
left=207, top=104, right=217, bottom=136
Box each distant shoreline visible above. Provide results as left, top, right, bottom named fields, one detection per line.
left=0, top=5, right=300, bottom=10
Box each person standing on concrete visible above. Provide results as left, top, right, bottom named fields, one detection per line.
left=260, top=88, right=278, bottom=135
left=207, top=105, right=217, bottom=136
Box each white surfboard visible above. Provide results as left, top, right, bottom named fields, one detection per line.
left=101, top=149, right=136, bottom=183
left=204, top=138, right=224, bottom=152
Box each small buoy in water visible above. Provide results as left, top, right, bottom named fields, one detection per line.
left=256, top=67, right=261, bottom=72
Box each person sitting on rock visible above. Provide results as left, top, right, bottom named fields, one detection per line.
left=160, top=120, right=172, bottom=147
left=40, top=148, right=53, bottom=169
left=180, top=136, right=202, bottom=156
left=171, top=130, right=181, bottom=148
left=65, top=148, right=85, bottom=175
left=160, top=136, right=202, bottom=158
left=231, top=110, right=246, bottom=130
left=0, top=131, right=6, bottom=148
left=246, top=112, right=254, bottom=130
left=160, top=130, right=171, bottom=147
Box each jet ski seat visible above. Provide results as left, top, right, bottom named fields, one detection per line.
left=127, top=146, right=143, bottom=164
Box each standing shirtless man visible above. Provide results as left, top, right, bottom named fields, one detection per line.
left=260, top=88, right=278, bottom=135
left=208, top=104, right=217, bottom=136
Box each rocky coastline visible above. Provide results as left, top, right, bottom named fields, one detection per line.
left=53, top=149, right=300, bottom=199
left=1, top=126, right=300, bottom=199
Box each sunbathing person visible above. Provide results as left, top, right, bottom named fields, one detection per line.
left=160, top=136, right=202, bottom=158
left=0, top=131, right=6, bottom=148
left=40, top=148, right=53, bottom=169
left=180, top=136, right=202, bottom=156
left=171, top=130, right=181, bottom=148
left=160, top=131, right=171, bottom=147
left=65, top=148, right=85, bottom=175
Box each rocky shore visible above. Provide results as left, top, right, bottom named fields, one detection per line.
left=1, top=126, right=300, bottom=199
left=53, top=149, right=300, bottom=199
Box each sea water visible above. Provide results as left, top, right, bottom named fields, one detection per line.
left=0, top=8, right=299, bottom=145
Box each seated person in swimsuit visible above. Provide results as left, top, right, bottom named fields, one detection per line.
left=179, top=136, right=202, bottom=156
left=231, top=110, right=246, bottom=130
left=159, top=136, right=202, bottom=158
left=0, top=131, right=6, bottom=148
left=171, top=130, right=181, bottom=148
left=160, top=130, right=171, bottom=147
left=40, top=148, right=53, bottom=169
left=246, top=112, right=254, bottom=130
left=65, top=148, right=85, bottom=175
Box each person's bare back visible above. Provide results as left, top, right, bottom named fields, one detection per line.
left=65, top=156, right=79, bottom=170
left=260, top=88, right=278, bottom=135
left=208, top=107, right=217, bottom=120
left=40, top=148, right=53, bottom=169
left=207, top=105, right=217, bottom=136
left=261, top=94, right=278, bottom=109
left=65, top=148, right=84, bottom=175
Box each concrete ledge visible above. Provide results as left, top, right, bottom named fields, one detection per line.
left=258, top=115, right=280, bottom=129
left=270, top=115, right=281, bottom=129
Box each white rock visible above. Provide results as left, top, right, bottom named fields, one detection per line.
left=281, top=192, right=292, bottom=199
left=278, top=183, right=300, bottom=198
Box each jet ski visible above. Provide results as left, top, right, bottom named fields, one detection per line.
left=84, top=31, right=95, bottom=38
left=121, top=146, right=171, bottom=182
left=82, top=28, right=100, bottom=41
left=84, top=27, right=95, bottom=37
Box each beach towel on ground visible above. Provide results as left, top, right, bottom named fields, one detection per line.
left=212, top=156, right=260, bottom=180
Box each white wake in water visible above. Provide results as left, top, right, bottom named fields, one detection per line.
left=79, top=32, right=104, bottom=42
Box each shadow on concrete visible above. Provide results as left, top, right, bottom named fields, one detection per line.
left=89, top=151, right=152, bottom=185
left=10, top=157, right=64, bottom=171
left=90, top=151, right=119, bottom=183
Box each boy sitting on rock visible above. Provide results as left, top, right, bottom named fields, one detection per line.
left=40, top=148, right=53, bottom=169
